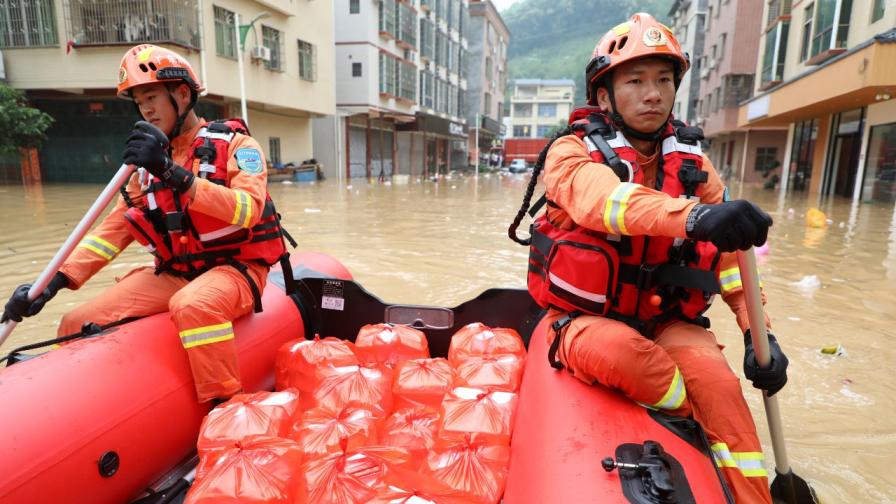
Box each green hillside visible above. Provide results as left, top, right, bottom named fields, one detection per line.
left=502, top=0, right=673, bottom=105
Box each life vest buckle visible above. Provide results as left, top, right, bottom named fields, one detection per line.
left=165, top=211, right=185, bottom=233
left=636, top=264, right=659, bottom=291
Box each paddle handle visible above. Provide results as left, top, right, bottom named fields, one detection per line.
left=736, top=247, right=791, bottom=475
left=0, top=163, right=136, bottom=348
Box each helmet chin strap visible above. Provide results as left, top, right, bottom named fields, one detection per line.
left=605, top=83, right=668, bottom=142
left=166, top=89, right=197, bottom=140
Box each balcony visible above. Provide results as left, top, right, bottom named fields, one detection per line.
left=64, top=0, right=201, bottom=50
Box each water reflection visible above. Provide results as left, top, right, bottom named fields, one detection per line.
left=0, top=174, right=895, bottom=502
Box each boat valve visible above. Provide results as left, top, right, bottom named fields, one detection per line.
left=601, top=457, right=641, bottom=472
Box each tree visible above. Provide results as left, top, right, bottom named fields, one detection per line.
left=0, top=83, right=54, bottom=155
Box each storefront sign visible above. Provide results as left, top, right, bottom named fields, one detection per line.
left=747, top=95, right=770, bottom=121
left=449, top=122, right=464, bottom=136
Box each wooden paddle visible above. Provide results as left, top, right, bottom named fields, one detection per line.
left=0, top=121, right=168, bottom=348
left=736, top=247, right=819, bottom=504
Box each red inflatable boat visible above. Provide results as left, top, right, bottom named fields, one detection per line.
left=0, top=258, right=731, bottom=503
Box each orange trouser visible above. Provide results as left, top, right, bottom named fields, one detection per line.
left=549, top=312, right=772, bottom=504
left=59, top=263, right=267, bottom=403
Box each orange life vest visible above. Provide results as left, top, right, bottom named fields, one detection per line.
left=122, top=119, right=288, bottom=284
left=527, top=109, right=721, bottom=335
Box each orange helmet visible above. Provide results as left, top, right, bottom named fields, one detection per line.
left=585, top=13, right=689, bottom=105
left=117, top=44, right=204, bottom=99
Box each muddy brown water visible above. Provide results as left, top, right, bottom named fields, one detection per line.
left=1, top=174, right=894, bottom=502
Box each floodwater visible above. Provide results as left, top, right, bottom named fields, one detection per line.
left=1, top=174, right=894, bottom=502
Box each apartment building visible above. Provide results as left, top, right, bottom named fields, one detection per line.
left=465, top=0, right=509, bottom=165
left=509, top=79, right=574, bottom=138
left=0, top=0, right=334, bottom=183
left=694, top=0, right=788, bottom=187
left=739, top=0, right=896, bottom=203
left=313, top=0, right=469, bottom=181
left=668, top=0, right=707, bottom=125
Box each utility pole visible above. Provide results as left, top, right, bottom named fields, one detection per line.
left=474, top=113, right=480, bottom=178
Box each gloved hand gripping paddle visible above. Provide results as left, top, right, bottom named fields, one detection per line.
left=134, top=120, right=171, bottom=151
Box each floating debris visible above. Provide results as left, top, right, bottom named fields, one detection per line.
left=304, top=208, right=322, bottom=213
left=791, top=275, right=821, bottom=294
left=820, top=345, right=847, bottom=357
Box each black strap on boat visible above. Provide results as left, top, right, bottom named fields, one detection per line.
left=547, top=311, right=580, bottom=370
left=278, top=253, right=299, bottom=297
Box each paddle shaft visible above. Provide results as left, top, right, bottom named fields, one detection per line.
left=0, top=163, right=136, bottom=348
left=736, top=248, right=791, bottom=475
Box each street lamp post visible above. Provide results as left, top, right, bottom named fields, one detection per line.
left=474, top=113, right=480, bottom=178
left=232, top=11, right=270, bottom=126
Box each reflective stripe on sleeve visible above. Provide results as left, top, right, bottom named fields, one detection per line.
left=77, top=235, right=121, bottom=261
left=603, top=182, right=639, bottom=236
left=651, top=366, right=687, bottom=410
left=230, top=190, right=253, bottom=228
left=719, top=266, right=763, bottom=294
left=179, top=321, right=235, bottom=349
left=711, top=443, right=768, bottom=478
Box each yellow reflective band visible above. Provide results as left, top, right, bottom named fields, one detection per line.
left=179, top=322, right=235, bottom=349
left=652, top=367, right=687, bottom=410
left=77, top=235, right=121, bottom=261
left=719, top=266, right=742, bottom=294
left=603, top=183, right=639, bottom=236
left=230, top=190, right=252, bottom=228
left=612, top=23, right=630, bottom=36
left=712, top=444, right=768, bottom=477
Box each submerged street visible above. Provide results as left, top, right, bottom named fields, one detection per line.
left=1, top=174, right=894, bottom=502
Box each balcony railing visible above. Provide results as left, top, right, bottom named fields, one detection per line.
left=64, top=0, right=201, bottom=49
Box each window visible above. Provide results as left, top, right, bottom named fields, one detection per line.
left=262, top=25, right=285, bottom=71
left=399, top=59, right=416, bottom=101
left=719, top=33, right=726, bottom=60
left=513, top=125, right=531, bottom=137
left=296, top=40, right=316, bottom=81
left=754, top=147, right=778, bottom=172
left=537, top=125, right=553, bottom=137
left=788, top=118, right=818, bottom=191
left=485, top=57, right=492, bottom=78
left=861, top=122, right=896, bottom=202
left=801, top=3, right=814, bottom=61
left=871, top=0, right=885, bottom=22
left=483, top=93, right=491, bottom=115
left=398, top=3, right=416, bottom=46
left=0, top=0, right=57, bottom=47
left=810, top=0, right=852, bottom=59
left=379, top=0, right=397, bottom=37
left=350, top=0, right=360, bottom=14
left=420, top=18, right=434, bottom=60
left=379, top=52, right=397, bottom=95
left=269, top=137, right=282, bottom=166
left=761, top=21, right=789, bottom=85
left=214, top=6, right=236, bottom=59
left=352, top=62, right=363, bottom=77
left=420, top=70, right=434, bottom=108
left=513, top=103, right=532, bottom=117
left=539, top=103, right=557, bottom=117
left=707, top=7, right=713, bottom=29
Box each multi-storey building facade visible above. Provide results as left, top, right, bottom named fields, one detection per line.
left=740, top=0, right=896, bottom=203
left=0, top=0, right=334, bottom=183
left=695, top=0, right=788, bottom=187
left=465, top=0, right=509, bottom=165
left=668, top=0, right=707, bottom=125
left=314, top=0, right=469, bottom=180
left=508, top=79, right=574, bottom=138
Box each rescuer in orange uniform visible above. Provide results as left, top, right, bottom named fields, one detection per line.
left=1, top=44, right=289, bottom=403
left=519, top=14, right=789, bottom=503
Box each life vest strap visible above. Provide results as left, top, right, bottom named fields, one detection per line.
left=548, top=311, right=581, bottom=370
left=618, top=263, right=721, bottom=294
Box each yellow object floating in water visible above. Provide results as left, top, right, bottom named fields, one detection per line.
left=806, top=208, right=827, bottom=228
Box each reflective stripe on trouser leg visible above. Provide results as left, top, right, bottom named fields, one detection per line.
left=711, top=443, right=768, bottom=478
left=644, top=366, right=687, bottom=410
left=179, top=322, right=235, bottom=348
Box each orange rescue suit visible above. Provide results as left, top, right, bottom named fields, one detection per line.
left=58, top=119, right=274, bottom=403
left=540, top=113, right=773, bottom=504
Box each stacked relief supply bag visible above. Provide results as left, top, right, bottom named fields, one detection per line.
left=275, top=335, right=359, bottom=409
left=354, top=323, right=430, bottom=367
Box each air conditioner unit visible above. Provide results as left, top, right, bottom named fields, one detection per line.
left=700, top=67, right=710, bottom=79
left=250, top=46, right=272, bottom=62
left=709, top=59, right=717, bottom=70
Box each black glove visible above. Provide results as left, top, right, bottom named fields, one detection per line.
left=685, top=200, right=773, bottom=252
left=743, top=330, right=789, bottom=396
left=123, top=130, right=194, bottom=193
left=1, top=272, right=69, bottom=324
